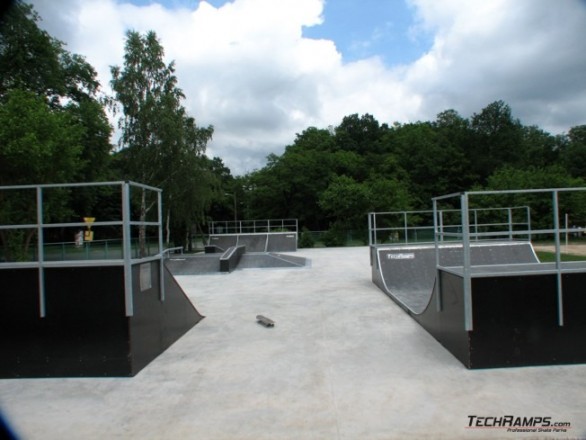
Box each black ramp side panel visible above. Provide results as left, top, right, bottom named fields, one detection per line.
left=0, top=267, right=130, bottom=378
left=426, top=272, right=469, bottom=367
left=130, top=261, right=204, bottom=375
left=469, top=273, right=586, bottom=368
left=0, top=263, right=204, bottom=378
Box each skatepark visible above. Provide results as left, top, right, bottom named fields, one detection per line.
left=1, top=183, right=586, bottom=438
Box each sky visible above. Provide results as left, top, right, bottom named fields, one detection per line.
left=25, top=0, right=586, bottom=175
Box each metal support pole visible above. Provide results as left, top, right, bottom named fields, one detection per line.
left=158, top=190, right=165, bottom=302
left=552, top=190, right=564, bottom=326
left=403, top=212, right=408, bottom=244
left=37, top=187, right=46, bottom=318
left=461, top=193, right=473, bottom=331
left=368, top=213, right=373, bottom=246
left=507, top=208, right=513, bottom=241
left=432, top=199, right=442, bottom=311
left=122, top=183, right=134, bottom=316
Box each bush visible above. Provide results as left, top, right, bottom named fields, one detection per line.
left=298, top=228, right=315, bottom=248
left=322, top=228, right=345, bottom=247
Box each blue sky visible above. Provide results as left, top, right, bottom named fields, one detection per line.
left=125, top=0, right=433, bottom=65
left=28, top=0, right=586, bottom=175
left=302, top=0, right=432, bottom=65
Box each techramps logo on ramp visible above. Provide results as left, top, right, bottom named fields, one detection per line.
left=386, top=253, right=415, bottom=260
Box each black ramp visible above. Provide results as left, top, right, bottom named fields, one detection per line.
left=130, top=261, right=204, bottom=375
left=371, top=241, right=586, bottom=368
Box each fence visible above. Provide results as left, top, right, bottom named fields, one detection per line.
left=0, top=181, right=166, bottom=317
left=368, top=206, right=531, bottom=246
left=209, top=218, right=298, bottom=235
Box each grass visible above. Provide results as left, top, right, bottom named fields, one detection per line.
left=535, top=251, right=586, bottom=263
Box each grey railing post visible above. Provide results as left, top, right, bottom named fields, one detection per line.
left=461, top=193, right=473, bottom=331
left=432, top=198, right=442, bottom=311
left=122, top=182, right=133, bottom=316
left=37, top=187, right=46, bottom=318
left=158, top=190, right=165, bottom=301
left=552, top=190, right=564, bottom=326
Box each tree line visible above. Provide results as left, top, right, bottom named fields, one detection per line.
left=0, top=2, right=223, bottom=256
left=234, top=108, right=586, bottom=244
left=1, top=2, right=585, bottom=255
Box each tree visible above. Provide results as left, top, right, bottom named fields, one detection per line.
left=560, top=125, right=586, bottom=178
left=470, top=100, right=523, bottom=181
left=0, top=2, right=113, bottom=260
left=110, top=30, right=214, bottom=251
left=479, top=165, right=586, bottom=231
left=0, top=89, right=84, bottom=260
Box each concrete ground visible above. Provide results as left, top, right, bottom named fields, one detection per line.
left=1, top=246, right=585, bottom=440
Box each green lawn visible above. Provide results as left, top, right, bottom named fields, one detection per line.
left=535, top=251, right=586, bottom=263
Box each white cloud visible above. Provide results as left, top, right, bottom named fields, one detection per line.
left=29, top=0, right=586, bottom=175
left=404, top=0, right=586, bottom=128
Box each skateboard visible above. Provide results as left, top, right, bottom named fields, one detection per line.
left=256, top=315, right=275, bottom=327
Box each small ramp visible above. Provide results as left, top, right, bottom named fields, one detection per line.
left=208, top=232, right=297, bottom=253
left=368, top=241, right=586, bottom=369
left=166, top=250, right=309, bottom=275
left=166, top=254, right=223, bottom=275
left=237, top=252, right=309, bottom=269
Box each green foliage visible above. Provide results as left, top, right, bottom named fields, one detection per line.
left=560, top=125, right=586, bottom=178
left=241, top=101, right=585, bottom=240
left=110, top=30, right=214, bottom=248
left=298, top=227, right=315, bottom=248
left=0, top=89, right=83, bottom=185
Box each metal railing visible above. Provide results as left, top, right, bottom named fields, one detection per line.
left=209, top=218, right=298, bottom=235
left=368, top=207, right=531, bottom=246
left=432, top=187, right=586, bottom=331
left=0, top=181, right=164, bottom=318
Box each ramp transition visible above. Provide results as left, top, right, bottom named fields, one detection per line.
left=371, top=242, right=586, bottom=368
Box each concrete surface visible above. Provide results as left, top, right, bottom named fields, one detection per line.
left=1, top=247, right=585, bottom=440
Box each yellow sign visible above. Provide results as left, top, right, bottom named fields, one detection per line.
left=83, top=217, right=95, bottom=241
left=83, top=217, right=96, bottom=228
